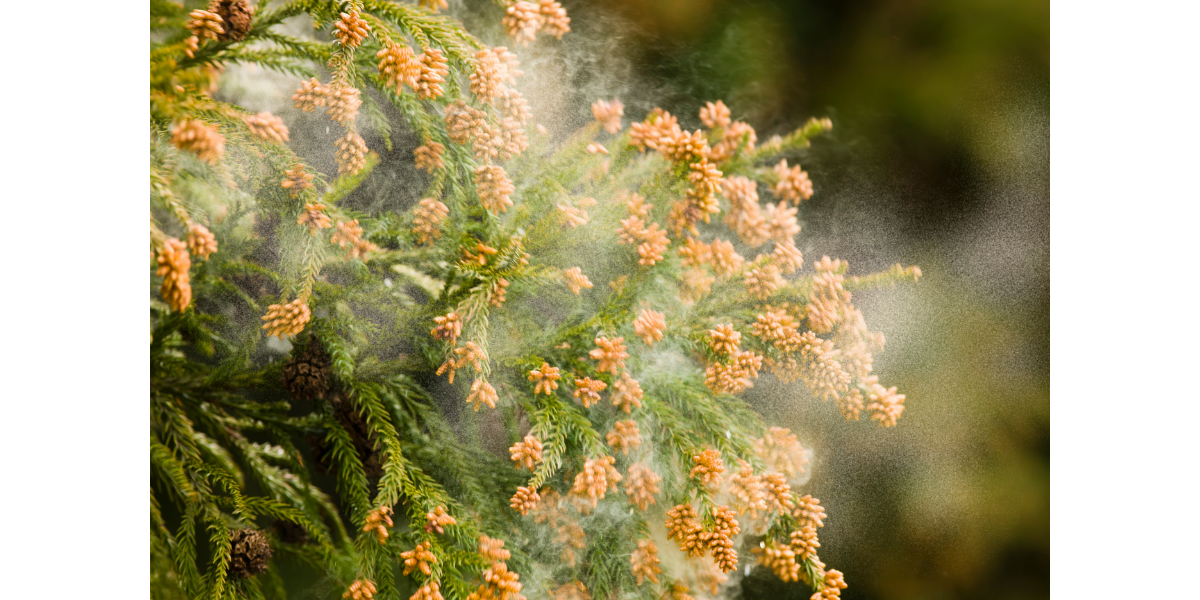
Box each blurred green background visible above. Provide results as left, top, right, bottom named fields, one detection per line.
left=528, top=1, right=1050, bottom=599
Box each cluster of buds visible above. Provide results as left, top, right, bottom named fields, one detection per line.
left=699, top=100, right=732, bottom=129
left=633, top=309, right=666, bottom=345
left=708, top=324, right=742, bottom=356
left=568, top=455, right=621, bottom=513
left=411, top=582, right=444, bottom=600
left=591, top=98, right=624, bottom=134
left=722, top=176, right=769, bottom=247
left=589, top=336, right=629, bottom=375
left=431, top=312, right=462, bottom=344
left=467, top=378, right=499, bottom=411
left=475, top=165, right=515, bottom=214
left=187, top=223, right=218, bottom=260
left=755, top=426, right=809, bottom=479
left=630, top=539, right=662, bottom=585
left=509, top=435, right=543, bottom=471
left=812, top=570, right=849, bottom=600
left=793, top=494, right=827, bottom=529
left=415, top=49, right=449, bottom=99
left=344, top=579, right=378, bottom=600
left=708, top=239, right=744, bottom=278
left=261, top=298, right=311, bottom=338
left=690, top=449, right=725, bottom=489
left=331, top=219, right=377, bottom=259
left=562, top=267, right=593, bottom=294
left=528, top=363, right=561, bottom=395
left=335, top=131, right=368, bottom=176
left=605, top=420, right=641, bottom=455
left=377, top=43, right=422, bottom=93
left=362, top=506, right=393, bottom=544
left=764, top=201, right=800, bottom=245
left=414, top=141, right=445, bottom=173
left=297, top=203, right=332, bottom=235
left=665, top=504, right=705, bottom=556
left=502, top=1, right=571, bottom=46
left=703, top=350, right=762, bottom=395
left=624, top=462, right=661, bottom=511
left=790, top=524, right=820, bottom=560
left=171, top=119, right=225, bottom=164
left=618, top=216, right=671, bottom=266
left=751, top=542, right=801, bottom=582
left=292, top=78, right=329, bottom=112
left=156, top=238, right=192, bottom=312
left=549, top=581, right=589, bottom=600
left=333, top=9, right=371, bottom=48
left=470, top=47, right=521, bottom=104
left=401, top=540, right=437, bottom=576
left=462, top=242, right=498, bottom=266
left=710, top=120, right=758, bottom=163
left=763, top=472, right=795, bottom=512
left=466, top=560, right=525, bottom=600
left=185, top=9, right=224, bottom=56
left=611, top=372, right=644, bottom=413
left=705, top=505, right=740, bottom=572
left=509, top=486, right=540, bottom=515
left=413, top=198, right=449, bottom=245
left=243, top=112, right=289, bottom=144
left=479, top=535, right=511, bottom=563
left=436, top=341, right=486, bottom=384
left=774, top=239, right=805, bottom=274
left=864, top=376, right=905, bottom=427
left=744, top=259, right=785, bottom=301
left=281, top=164, right=315, bottom=197
left=773, top=159, right=814, bottom=203
left=729, top=460, right=769, bottom=518
left=573, top=377, right=607, bottom=408
left=425, top=505, right=457, bottom=534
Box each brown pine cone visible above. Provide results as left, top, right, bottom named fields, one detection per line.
left=208, top=0, right=254, bottom=41
left=229, top=529, right=272, bottom=578
left=281, top=339, right=332, bottom=399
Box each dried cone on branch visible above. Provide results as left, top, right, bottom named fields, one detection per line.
left=281, top=338, right=332, bottom=399
left=207, top=0, right=253, bottom=41
left=228, top=529, right=272, bottom=578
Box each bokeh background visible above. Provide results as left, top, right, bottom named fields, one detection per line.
left=220, top=1, right=1048, bottom=598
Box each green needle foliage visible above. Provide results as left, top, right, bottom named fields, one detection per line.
left=150, top=2, right=922, bottom=600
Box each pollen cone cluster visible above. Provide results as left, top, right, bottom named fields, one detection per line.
left=156, top=238, right=192, bottom=312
